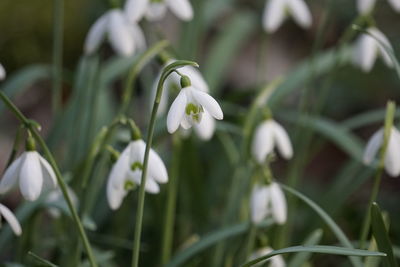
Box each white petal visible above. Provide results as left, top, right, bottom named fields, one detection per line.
left=262, top=0, right=286, bottom=33
left=384, top=128, right=400, bottom=177
left=166, top=0, right=193, bottom=21
left=109, top=145, right=131, bottom=189
left=193, top=111, right=216, bottom=140
left=357, top=0, right=376, bottom=14
left=180, top=115, right=193, bottom=129
left=128, top=171, right=160, bottom=194
left=38, top=155, right=57, bottom=189
left=287, top=0, right=312, bottom=29
left=369, top=28, right=394, bottom=68
left=19, top=152, right=43, bottom=201
left=124, top=0, right=148, bottom=22
left=190, top=88, right=223, bottom=120
left=84, top=13, right=108, bottom=55
left=269, top=183, right=287, bottom=224
left=167, top=90, right=187, bottom=133
left=129, top=140, right=146, bottom=164
left=146, top=3, right=167, bottom=21
left=130, top=23, right=147, bottom=52
left=252, top=121, right=274, bottom=164
left=148, top=149, right=168, bottom=183
left=250, top=185, right=269, bottom=224
left=271, top=120, right=293, bottom=159
left=388, top=0, right=400, bottom=12
left=363, top=128, right=383, bottom=165
left=0, top=63, right=5, bottom=80
left=0, top=204, right=22, bottom=236
left=0, top=155, right=24, bottom=194
left=353, top=33, right=378, bottom=72
left=108, top=10, right=135, bottom=56
left=107, top=178, right=127, bottom=210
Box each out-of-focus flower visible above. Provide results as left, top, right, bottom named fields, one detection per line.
left=107, top=139, right=168, bottom=210
left=249, top=246, right=286, bottom=267
left=0, top=204, right=22, bottom=236
left=84, top=9, right=146, bottom=56
left=166, top=79, right=223, bottom=134
left=357, top=0, right=400, bottom=14
left=252, top=119, right=293, bottom=164
left=0, top=152, right=57, bottom=201
left=262, top=0, right=312, bottom=33
left=250, top=182, right=287, bottom=225
left=125, top=0, right=193, bottom=22
left=45, top=187, right=78, bottom=218
left=353, top=27, right=393, bottom=72
left=0, top=63, right=6, bottom=80
left=363, top=127, right=400, bottom=177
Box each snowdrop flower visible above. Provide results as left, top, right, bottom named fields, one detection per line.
left=0, top=63, right=5, bottom=80
left=252, top=119, right=293, bottom=164
left=166, top=76, right=223, bottom=134
left=0, top=203, right=22, bottom=236
left=357, top=0, right=400, bottom=14
left=125, top=0, right=193, bottom=22
left=249, top=247, right=285, bottom=267
left=353, top=27, right=393, bottom=72
left=0, top=151, right=57, bottom=201
left=250, top=182, right=287, bottom=225
left=84, top=9, right=146, bottom=57
left=363, top=127, right=400, bottom=177
left=262, top=0, right=312, bottom=33
left=107, top=139, right=168, bottom=210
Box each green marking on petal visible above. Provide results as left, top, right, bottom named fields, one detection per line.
left=131, top=161, right=143, bottom=171
left=124, top=180, right=136, bottom=191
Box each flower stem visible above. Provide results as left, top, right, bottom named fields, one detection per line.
left=52, top=0, right=64, bottom=113
left=161, top=136, right=181, bottom=264
left=0, top=91, right=98, bottom=267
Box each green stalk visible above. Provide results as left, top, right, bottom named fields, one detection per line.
left=0, top=91, right=98, bottom=267
left=359, top=101, right=396, bottom=248
left=52, top=0, right=64, bottom=113
left=131, top=60, right=198, bottom=267
left=161, top=135, right=182, bottom=264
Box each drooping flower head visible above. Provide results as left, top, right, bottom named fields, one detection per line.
left=249, top=246, right=286, bottom=267
left=363, top=126, right=400, bottom=177
left=166, top=75, right=223, bottom=134
left=262, top=0, right=312, bottom=33
left=84, top=9, right=146, bottom=56
left=0, top=203, right=22, bottom=236
left=353, top=27, right=393, bottom=72
left=357, top=0, right=400, bottom=14
left=107, top=139, right=168, bottom=210
left=0, top=63, right=5, bottom=80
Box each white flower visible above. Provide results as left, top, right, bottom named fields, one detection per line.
left=45, top=187, right=78, bottom=218
left=107, top=139, right=168, bottom=210
left=249, top=247, right=286, bottom=267
left=0, top=151, right=57, bottom=201
left=353, top=27, right=393, bottom=72
left=252, top=119, right=293, bottom=164
left=262, top=0, right=312, bottom=33
left=166, top=84, right=223, bottom=134
left=357, top=0, right=400, bottom=14
left=0, top=203, right=22, bottom=236
left=250, top=182, right=287, bottom=225
left=84, top=9, right=146, bottom=56
left=0, top=63, right=6, bottom=80
left=125, top=0, right=193, bottom=22
left=363, top=127, right=400, bottom=177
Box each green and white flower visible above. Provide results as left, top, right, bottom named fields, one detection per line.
left=0, top=203, right=22, bottom=236
left=0, top=63, right=5, bottom=80
left=249, top=246, right=285, bottom=267
left=357, top=0, right=400, bottom=14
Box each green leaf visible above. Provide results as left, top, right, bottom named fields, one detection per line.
left=288, top=229, right=323, bottom=267
left=28, top=251, right=58, bottom=267
left=241, top=245, right=386, bottom=267
left=341, top=108, right=400, bottom=130
left=370, top=202, right=398, bottom=267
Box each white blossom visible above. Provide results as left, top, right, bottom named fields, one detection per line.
left=353, top=27, right=393, bottom=72
left=0, top=63, right=5, bottom=80
left=0, top=151, right=57, bottom=201
left=262, top=0, right=312, bottom=33
left=252, top=119, right=293, bottom=164
left=363, top=127, right=400, bottom=177
left=250, top=182, right=287, bottom=225
left=249, top=247, right=286, bottom=267
left=84, top=9, right=146, bottom=56
left=0, top=203, right=22, bottom=236
left=357, top=0, right=400, bottom=14
left=106, top=139, right=168, bottom=210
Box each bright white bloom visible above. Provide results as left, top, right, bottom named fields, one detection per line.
left=249, top=247, right=286, bottom=267
left=357, top=0, right=400, bottom=14
left=45, top=187, right=78, bottom=218
left=107, top=139, right=168, bottom=210
left=250, top=182, right=287, bottom=225
left=363, top=127, right=400, bottom=177
left=84, top=9, right=146, bottom=56
left=125, top=0, right=193, bottom=22
left=166, top=84, right=223, bottom=134
left=262, top=0, right=312, bottom=33
left=0, top=151, right=57, bottom=201
left=0, top=63, right=5, bottom=80
left=0, top=203, right=22, bottom=236
left=252, top=119, right=293, bottom=164
left=353, top=27, right=393, bottom=72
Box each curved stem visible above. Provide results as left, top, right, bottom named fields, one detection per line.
left=0, top=91, right=98, bottom=267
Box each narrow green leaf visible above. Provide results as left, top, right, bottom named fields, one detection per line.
left=28, top=251, right=58, bottom=267
left=288, top=229, right=323, bottom=267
